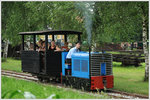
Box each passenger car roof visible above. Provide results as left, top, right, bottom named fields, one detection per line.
left=19, top=30, right=82, bottom=35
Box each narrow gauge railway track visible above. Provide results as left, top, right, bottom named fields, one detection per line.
left=1, top=70, right=38, bottom=81
left=106, top=89, right=148, bottom=99
left=1, top=70, right=148, bottom=99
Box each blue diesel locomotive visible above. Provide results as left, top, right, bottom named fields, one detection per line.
left=62, top=52, right=113, bottom=90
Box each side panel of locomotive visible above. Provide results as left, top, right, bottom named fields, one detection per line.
left=61, top=52, right=114, bottom=90
left=72, top=53, right=90, bottom=79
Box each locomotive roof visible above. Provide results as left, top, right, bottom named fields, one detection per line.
left=19, top=30, right=82, bottom=35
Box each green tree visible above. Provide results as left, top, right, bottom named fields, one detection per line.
left=92, top=2, right=148, bottom=81
left=92, top=2, right=144, bottom=43
left=138, top=2, right=149, bottom=81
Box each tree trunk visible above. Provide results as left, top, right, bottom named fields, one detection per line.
left=3, top=40, right=9, bottom=59
left=142, top=16, right=149, bottom=81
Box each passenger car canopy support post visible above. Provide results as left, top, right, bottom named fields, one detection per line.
left=22, top=35, right=24, bottom=51
left=78, top=34, right=81, bottom=41
left=65, top=34, right=67, bottom=42
left=45, top=34, right=48, bottom=51
left=45, top=34, right=48, bottom=73
left=33, top=35, right=36, bottom=51
left=52, top=34, right=54, bottom=41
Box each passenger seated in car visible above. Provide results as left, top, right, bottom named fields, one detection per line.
left=38, top=41, right=46, bottom=52
left=39, top=41, right=47, bottom=72
left=49, top=41, right=61, bottom=52
left=65, top=41, right=81, bottom=64
left=61, top=42, right=69, bottom=51
left=29, top=43, right=34, bottom=50
left=37, top=39, right=43, bottom=51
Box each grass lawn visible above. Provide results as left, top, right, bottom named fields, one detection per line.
left=107, top=51, right=145, bottom=56
left=113, top=62, right=149, bottom=95
left=1, top=76, right=110, bottom=99
left=1, top=58, right=21, bottom=72
left=1, top=58, right=149, bottom=96
left=107, top=51, right=121, bottom=54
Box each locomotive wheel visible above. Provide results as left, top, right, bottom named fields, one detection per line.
left=43, top=77, right=50, bottom=83
left=63, top=83, right=66, bottom=87
left=37, top=76, right=43, bottom=82
left=81, top=86, right=85, bottom=91
left=55, top=76, right=61, bottom=83
left=100, top=89, right=105, bottom=92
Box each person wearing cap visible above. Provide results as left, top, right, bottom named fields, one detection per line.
left=65, top=41, right=81, bottom=63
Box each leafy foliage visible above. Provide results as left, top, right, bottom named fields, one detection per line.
left=2, top=89, right=60, bottom=99
left=2, top=1, right=148, bottom=47
left=92, top=2, right=148, bottom=44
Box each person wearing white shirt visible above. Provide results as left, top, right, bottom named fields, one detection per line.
left=65, top=41, right=81, bottom=63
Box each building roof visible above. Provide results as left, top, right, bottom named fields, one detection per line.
left=19, top=30, right=82, bottom=35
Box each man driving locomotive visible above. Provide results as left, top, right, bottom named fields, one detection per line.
left=65, top=41, right=81, bottom=63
